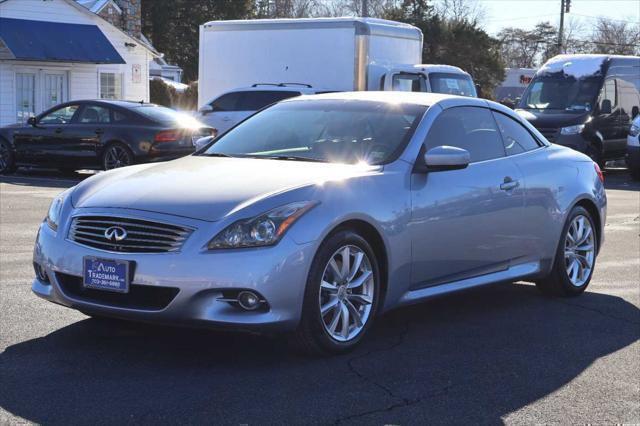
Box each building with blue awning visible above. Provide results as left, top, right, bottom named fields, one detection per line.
left=0, top=0, right=158, bottom=126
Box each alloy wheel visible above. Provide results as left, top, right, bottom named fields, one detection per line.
left=564, top=214, right=595, bottom=287
left=0, top=143, right=9, bottom=171
left=318, top=244, right=375, bottom=342
left=104, top=145, right=131, bottom=170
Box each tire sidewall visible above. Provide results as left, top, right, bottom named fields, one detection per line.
left=554, top=206, right=597, bottom=295
left=300, top=230, right=381, bottom=354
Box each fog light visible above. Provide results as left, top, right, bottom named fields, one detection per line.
left=237, top=291, right=261, bottom=311
left=33, top=262, right=49, bottom=284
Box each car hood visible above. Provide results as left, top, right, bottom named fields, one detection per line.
left=71, top=155, right=379, bottom=222
left=515, top=109, right=590, bottom=129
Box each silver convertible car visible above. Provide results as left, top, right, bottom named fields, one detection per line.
left=33, top=92, right=606, bottom=355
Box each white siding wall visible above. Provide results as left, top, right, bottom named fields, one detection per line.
left=0, top=0, right=152, bottom=125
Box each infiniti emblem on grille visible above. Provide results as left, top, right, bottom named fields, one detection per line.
left=104, top=226, right=127, bottom=242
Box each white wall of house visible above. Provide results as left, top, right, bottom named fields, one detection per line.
left=0, top=0, right=152, bottom=126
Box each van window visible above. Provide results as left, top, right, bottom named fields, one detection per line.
left=425, top=107, right=505, bottom=162
left=521, top=75, right=601, bottom=112
left=428, top=73, right=477, bottom=97
left=616, top=78, right=640, bottom=122
left=492, top=111, right=541, bottom=155
left=210, top=93, right=242, bottom=112
left=236, top=91, right=301, bottom=111
left=599, top=79, right=617, bottom=112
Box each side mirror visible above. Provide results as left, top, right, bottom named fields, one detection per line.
left=198, top=105, right=213, bottom=115
left=194, top=135, right=214, bottom=151
left=27, top=116, right=37, bottom=126
left=424, top=146, right=470, bottom=171
left=600, top=99, right=612, bottom=115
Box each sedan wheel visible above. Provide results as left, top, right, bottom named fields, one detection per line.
left=103, top=145, right=133, bottom=170
left=564, top=215, right=595, bottom=287
left=318, top=245, right=375, bottom=342
left=294, top=230, right=380, bottom=355
left=536, top=206, right=597, bottom=297
left=0, top=140, right=16, bottom=174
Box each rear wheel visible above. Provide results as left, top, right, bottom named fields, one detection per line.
left=102, top=143, right=134, bottom=171
left=0, top=139, right=16, bottom=174
left=536, top=206, right=597, bottom=297
left=293, top=230, right=380, bottom=356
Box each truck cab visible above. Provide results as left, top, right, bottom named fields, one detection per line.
left=377, top=64, right=478, bottom=97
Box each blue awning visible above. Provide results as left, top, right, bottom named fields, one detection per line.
left=0, top=17, right=125, bottom=64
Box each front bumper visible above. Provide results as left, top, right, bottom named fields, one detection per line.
left=32, top=210, right=316, bottom=332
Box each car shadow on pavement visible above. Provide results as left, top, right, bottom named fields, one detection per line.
left=0, top=282, right=638, bottom=424
left=603, top=169, right=640, bottom=191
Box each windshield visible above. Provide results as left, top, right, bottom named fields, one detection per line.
left=429, top=73, right=477, bottom=97
left=202, top=100, right=426, bottom=165
left=520, top=75, right=602, bottom=112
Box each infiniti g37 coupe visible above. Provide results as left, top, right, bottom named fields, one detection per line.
left=0, top=100, right=213, bottom=174
left=32, top=92, right=606, bottom=355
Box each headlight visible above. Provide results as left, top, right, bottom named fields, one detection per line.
left=560, top=124, right=585, bottom=135
left=207, top=201, right=318, bottom=249
left=46, top=188, right=73, bottom=231
left=629, top=124, right=640, bottom=137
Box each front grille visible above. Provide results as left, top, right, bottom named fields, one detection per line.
left=56, top=272, right=179, bottom=310
left=538, top=128, right=558, bottom=143
left=68, top=216, right=192, bottom=253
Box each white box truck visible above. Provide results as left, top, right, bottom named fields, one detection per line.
left=197, top=18, right=477, bottom=133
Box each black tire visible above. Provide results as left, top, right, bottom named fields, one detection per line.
left=536, top=206, right=597, bottom=297
left=293, top=229, right=381, bottom=356
left=585, top=143, right=604, bottom=169
left=101, top=143, right=134, bottom=171
left=0, top=139, right=16, bottom=174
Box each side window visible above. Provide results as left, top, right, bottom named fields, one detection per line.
left=492, top=111, right=541, bottom=155
left=112, top=110, right=128, bottom=122
left=392, top=73, right=426, bottom=92
left=77, top=105, right=111, bottom=124
left=209, top=93, right=241, bottom=112
left=599, top=79, right=617, bottom=113
left=425, top=106, right=505, bottom=163
left=39, top=105, right=79, bottom=125
left=616, top=78, right=640, bottom=124
left=236, top=91, right=301, bottom=111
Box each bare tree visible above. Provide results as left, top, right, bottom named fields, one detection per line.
left=591, top=17, right=640, bottom=55
left=435, top=0, right=486, bottom=24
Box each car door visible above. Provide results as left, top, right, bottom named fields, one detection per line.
left=200, top=92, right=242, bottom=135
left=13, top=104, right=80, bottom=165
left=592, top=78, right=622, bottom=156
left=60, top=104, right=111, bottom=166
left=409, top=106, right=526, bottom=288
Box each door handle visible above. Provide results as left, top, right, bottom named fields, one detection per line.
left=54, top=128, right=63, bottom=134
left=500, top=177, right=520, bottom=191
left=95, top=129, right=104, bottom=135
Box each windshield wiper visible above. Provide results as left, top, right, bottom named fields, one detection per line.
left=198, top=152, right=233, bottom=158
left=261, top=155, right=328, bottom=163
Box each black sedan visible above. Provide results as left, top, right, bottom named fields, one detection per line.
left=0, top=100, right=214, bottom=174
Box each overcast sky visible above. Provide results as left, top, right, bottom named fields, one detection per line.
left=480, top=0, right=640, bottom=35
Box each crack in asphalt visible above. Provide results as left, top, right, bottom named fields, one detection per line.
left=334, top=320, right=424, bottom=425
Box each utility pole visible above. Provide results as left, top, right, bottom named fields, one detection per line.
left=362, top=0, right=369, bottom=17
left=558, top=0, right=571, bottom=53
left=558, top=0, right=565, bottom=53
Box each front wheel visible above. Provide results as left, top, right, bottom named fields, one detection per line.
left=293, top=230, right=380, bottom=356
left=536, top=206, right=597, bottom=297
left=0, top=139, right=16, bottom=174
left=102, top=143, right=134, bottom=171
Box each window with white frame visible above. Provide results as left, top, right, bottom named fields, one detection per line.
left=100, top=72, right=122, bottom=99
left=16, top=73, right=36, bottom=123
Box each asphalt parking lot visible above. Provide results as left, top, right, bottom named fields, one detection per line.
left=0, top=169, right=638, bottom=425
